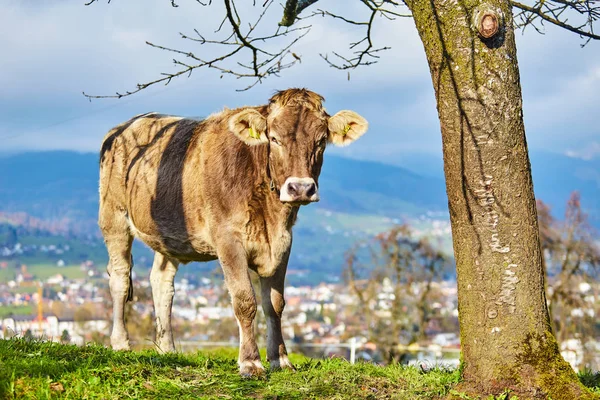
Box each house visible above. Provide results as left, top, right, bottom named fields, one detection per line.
left=0, top=313, right=109, bottom=345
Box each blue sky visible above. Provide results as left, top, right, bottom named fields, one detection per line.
left=1, top=0, right=599, bottom=164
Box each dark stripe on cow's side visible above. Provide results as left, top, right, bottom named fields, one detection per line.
left=150, top=119, right=203, bottom=255
left=99, top=112, right=163, bottom=164
left=125, top=119, right=181, bottom=185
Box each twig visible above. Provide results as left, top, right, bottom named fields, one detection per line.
left=512, top=0, right=600, bottom=46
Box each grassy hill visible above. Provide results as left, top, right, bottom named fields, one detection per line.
left=1, top=338, right=458, bottom=399
left=0, top=151, right=450, bottom=284
left=1, top=150, right=597, bottom=283
left=1, top=339, right=599, bottom=399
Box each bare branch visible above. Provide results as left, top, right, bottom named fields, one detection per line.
left=512, top=0, right=600, bottom=45
left=224, top=0, right=259, bottom=75
left=309, top=0, right=409, bottom=70
left=84, top=0, right=598, bottom=98
left=171, top=0, right=212, bottom=6
left=280, top=0, right=299, bottom=27
left=85, top=0, right=211, bottom=5
left=84, top=0, right=109, bottom=5
left=280, top=0, right=320, bottom=26
left=308, top=9, right=368, bottom=26
left=84, top=0, right=311, bottom=98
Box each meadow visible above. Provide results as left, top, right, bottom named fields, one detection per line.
left=1, top=338, right=599, bottom=399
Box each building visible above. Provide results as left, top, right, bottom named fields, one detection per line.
left=0, top=313, right=109, bottom=345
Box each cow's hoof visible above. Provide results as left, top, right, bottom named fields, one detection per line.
left=239, top=360, right=266, bottom=378
left=269, top=356, right=296, bottom=371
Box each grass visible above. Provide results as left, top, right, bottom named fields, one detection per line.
left=0, top=264, right=86, bottom=284
left=0, top=305, right=34, bottom=318
left=27, top=264, right=86, bottom=280
left=1, top=339, right=599, bottom=399
left=0, top=268, right=15, bottom=282
left=0, top=338, right=459, bottom=399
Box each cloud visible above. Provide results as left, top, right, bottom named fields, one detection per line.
left=0, top=0, right=598, bottom=159
left=565, top=142, right=600, bottom=161
left=515, top=23, right=600, bottom=151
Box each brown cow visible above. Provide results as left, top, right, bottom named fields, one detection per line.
left=98, top=88, right=368, bottom=376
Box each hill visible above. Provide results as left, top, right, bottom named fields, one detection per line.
left=0, top=151, right=449, bottom=283
left=1, top=339, right=598, bottom=399
left=0, top=338, right=458, bottom=399
left=1, top=150, right=598, bottom=283
left=0, top=151, right=448, bottom=223
left=383, top=150, right=600, bottom=224
left=0, top=152, right=100, bottom=234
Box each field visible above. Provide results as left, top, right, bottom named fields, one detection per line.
left=0, top=305, right=33, bottom=318
left=0, top=264, right=86, bottom=282
left=1, top=339, right=599, bottom=400
left=1, top=339, right=458, bottom=399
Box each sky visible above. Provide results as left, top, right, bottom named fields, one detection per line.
left=1, top=0, right=599, bottom=165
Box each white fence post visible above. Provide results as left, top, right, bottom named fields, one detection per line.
left=350, top=337, right=356, bottom=364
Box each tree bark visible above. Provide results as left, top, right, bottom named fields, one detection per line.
left=406, top=0, right=592, bottom=398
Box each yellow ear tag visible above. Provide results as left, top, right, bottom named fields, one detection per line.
left=342, top=124, right=351, bottom=136
left=248, top=126, right=259, bottom=139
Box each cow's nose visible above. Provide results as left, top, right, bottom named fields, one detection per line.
left=280, top=177, right=320, bottom=204
left=305, top=182, right=316, bottom=198
left=287, top=181, right=316, bottom=198
left=287, top=182, right=301, bottom=197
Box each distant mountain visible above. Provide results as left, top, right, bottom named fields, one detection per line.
left=1, top=149, right=596, bottom=283
left=0, top=151, right=99, bottom=233
left=0, top=151, right=447, bottom=227
left=0, top=151, right=449, bottom=282
left=375, top=150, right=600, bottom=225
left=1, top=149, right=597, bottom=234
left=528, top=152, right=600, bottom=222
left=318, top=155, right=447, bottom=217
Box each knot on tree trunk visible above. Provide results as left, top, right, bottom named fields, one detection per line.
left=472, top=6, right=503, bottom=40
left=480, top=13, right=498, bottom=38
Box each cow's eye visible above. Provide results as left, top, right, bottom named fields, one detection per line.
left=317, top=137, right=326, bottom=147
left=270, top=137, right=280, bottom=145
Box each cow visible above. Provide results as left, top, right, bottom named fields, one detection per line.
left=98, top=88, right=368, bottom=376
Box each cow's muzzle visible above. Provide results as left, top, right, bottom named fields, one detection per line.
left=280, top=177, right=319, bottom=205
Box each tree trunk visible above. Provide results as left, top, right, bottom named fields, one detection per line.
left=406, top=1, right=592, bottom=398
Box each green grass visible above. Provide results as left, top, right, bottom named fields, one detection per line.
left=0, top=305, right=34, bottom=318
left=27, top=264, right=86, bottom=280
left=1, top=339, right=599, bottom=399
left=8, top=286, right=39, bottom=295
left=580, top=369, right=600, bottom=395
left=0, top=338, right=460, bottom=399
left=0, top=268, right=15, bottom=282
left=0, top=264, right=86, bottom=283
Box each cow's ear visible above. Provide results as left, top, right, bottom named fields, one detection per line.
left=328, top=110, right=368, bottom=147
left=228, top=109, right=268, bottom=146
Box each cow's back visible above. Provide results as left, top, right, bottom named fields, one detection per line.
left=99, top=108, right=272, bottom=263
left=100, top=112, right=182, bottom=203
left=99, top=113, right=211, bottom=258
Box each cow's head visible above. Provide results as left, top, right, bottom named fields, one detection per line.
left=228, top=88, right=368, bottom=205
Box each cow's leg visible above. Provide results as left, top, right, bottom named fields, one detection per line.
left=150, top=252, right=179, bottom=353
left=100, top=210, right=134, bottom=351
left=260, top=263, right=294, bottom=371
left=218, top=240, right=263, bottom=377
